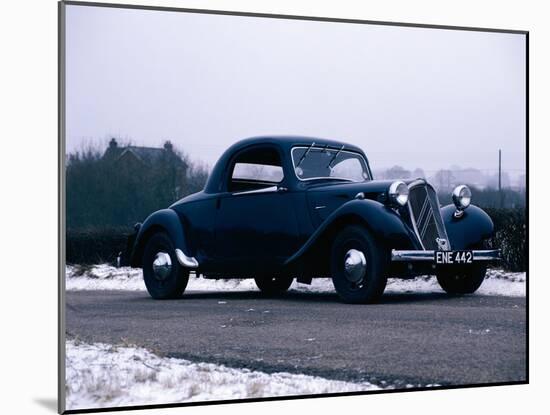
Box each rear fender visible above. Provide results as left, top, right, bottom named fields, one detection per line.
left=130, top=209, right=189, bottom=267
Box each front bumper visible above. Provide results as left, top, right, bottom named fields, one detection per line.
left=391, top=249, right=501, bottom=262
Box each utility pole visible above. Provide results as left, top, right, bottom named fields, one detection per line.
left=498, top=149, right=503, bottom=208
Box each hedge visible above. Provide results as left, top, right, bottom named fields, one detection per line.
left=66, top=227, right=133, bottom=265
left=484, top=208, right=527, bottom=272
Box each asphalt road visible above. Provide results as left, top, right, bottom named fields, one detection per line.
left=66, top=288, right=526, bottom=388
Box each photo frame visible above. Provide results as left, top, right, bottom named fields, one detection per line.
left=59, top=2, right=528, bottom=413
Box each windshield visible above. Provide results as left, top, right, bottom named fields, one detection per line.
left=291, top=146, right=371, bottom=182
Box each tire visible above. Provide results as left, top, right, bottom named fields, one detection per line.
left=330, top=225, right=388, bottom=304
left=142, top=232, right=189, bottom=299
left=436, top=264, right=487, bottom=295
left=254, top=276, right=293, bottom=295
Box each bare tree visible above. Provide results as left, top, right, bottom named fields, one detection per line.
left=432, top=169, right=456, bottom=192
left=411, top=168, right=426, bottom=179
left=383, top=165, right=411, bottom=179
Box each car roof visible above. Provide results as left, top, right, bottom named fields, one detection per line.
left=204, top=136, right=366, bottom=193
left=229, top=135, right=364, bottom=154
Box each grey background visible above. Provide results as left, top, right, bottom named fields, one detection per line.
left=65, top=5, right=526, bottom=183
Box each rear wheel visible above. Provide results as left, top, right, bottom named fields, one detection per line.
left=330, top=225, right=388, bottom=304
left=254, top=276, right=293, bottom=295
left=436, top=264, right=487, bottom=294
left=142, top=232, right=189, bottom=299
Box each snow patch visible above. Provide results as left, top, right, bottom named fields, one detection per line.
left=65, top=339, right=379, bottom=410
left=66, top=265, right=525, bottom=297
left=66, top=265, right=145, bottom=291
left=387, top=269, right=526, bottom=297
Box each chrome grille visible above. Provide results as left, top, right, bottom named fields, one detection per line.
left=407, top=181, right=450, bottom=250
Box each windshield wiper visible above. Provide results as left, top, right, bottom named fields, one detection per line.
left=327, top=145, right=345, bottom=168
left=295, top=142, right=316, bottom=168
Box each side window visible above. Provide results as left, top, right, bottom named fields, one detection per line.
left=233, top=163, right=283, bottom=182
left=228, top=147, right=284, bottom=192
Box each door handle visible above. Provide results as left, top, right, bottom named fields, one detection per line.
left=277, top=186, right=288, bottom=193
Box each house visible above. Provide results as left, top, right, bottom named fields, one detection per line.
left=103, top=138, right=188, bottom=198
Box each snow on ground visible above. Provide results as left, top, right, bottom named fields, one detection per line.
left=66, top=265, right=147, bottom=291
left=66, top=264, right=526, bottom=297
left=387, top=269, right=526, bottom=297
left=65, top=339, right=380, bottom=410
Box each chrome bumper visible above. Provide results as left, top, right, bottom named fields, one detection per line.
left=391, top=249, right=501, bottom=262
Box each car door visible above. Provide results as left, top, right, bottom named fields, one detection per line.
left=214, top=145, right=300, bottom=274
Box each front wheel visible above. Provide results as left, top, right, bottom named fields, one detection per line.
left=330, top=225, right=388, bottom=304
left=142, top=232, right=189, bottom=299
left=436, top=264, right=487, bottom=295
left=254, top=276, right=293, bottom=295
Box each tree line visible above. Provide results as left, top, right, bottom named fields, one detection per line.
left=66, top=141, right=208, bottom=230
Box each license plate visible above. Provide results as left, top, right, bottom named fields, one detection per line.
left=435, top=250, right=473, bottom=265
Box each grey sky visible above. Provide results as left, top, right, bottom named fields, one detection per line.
left=65, top=5, right=526, bottom=178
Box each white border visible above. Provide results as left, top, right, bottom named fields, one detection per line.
left=2, top=1, right=543, bottom=414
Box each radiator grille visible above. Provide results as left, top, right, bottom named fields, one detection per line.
left=407, top=182, right=450, bottom=250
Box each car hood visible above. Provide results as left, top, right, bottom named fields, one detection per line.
left=305, top=179, right=416, bottom=225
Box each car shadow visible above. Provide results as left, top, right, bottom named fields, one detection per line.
left=177, top=289, right=452, bottom=305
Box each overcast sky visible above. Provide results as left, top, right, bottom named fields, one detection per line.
left=65, top=5, right=526, bottom=178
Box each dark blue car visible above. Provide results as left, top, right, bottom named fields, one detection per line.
left=129, top=136, right=500, bottom=303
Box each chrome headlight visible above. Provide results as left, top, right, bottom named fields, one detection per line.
left=452, top=185, right=472, bottom=211
left=388, top=181, right=409, bottom=207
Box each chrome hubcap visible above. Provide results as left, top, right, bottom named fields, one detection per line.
left=152, top=252, right=172, bottom=281
left=344, top=249, right=367, bottom=283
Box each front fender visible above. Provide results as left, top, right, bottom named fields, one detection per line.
left=130, top=208, right=189, bottom=267
left=441, top=204, right=494, bottom=249
left=285, top=199, right=419, bottom=265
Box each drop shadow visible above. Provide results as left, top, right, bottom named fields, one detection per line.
left=34, top=398, right=57, bottom=413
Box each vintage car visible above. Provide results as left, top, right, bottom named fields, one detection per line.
left=128, top=136, right=500, bottom=303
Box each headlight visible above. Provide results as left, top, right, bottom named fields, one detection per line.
left=452, top=185, right=472, bottom=211
left=388, top=181, right=409, bottom=207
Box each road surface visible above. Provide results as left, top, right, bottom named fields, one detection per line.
left=66, top=288, right=526, bottom=388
